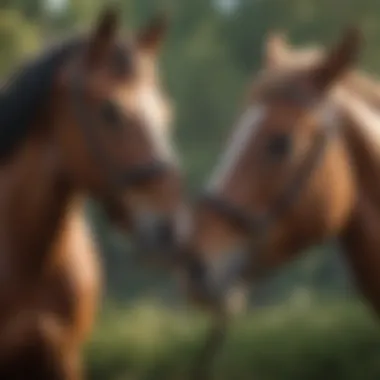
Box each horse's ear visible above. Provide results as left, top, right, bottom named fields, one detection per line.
left=312, top=27, right=362, bottom=91
left=137, top=14, right=168, bottom=54
left=264, top=31, right=289, bottom=68
left=85, top=6, right=119, bottom=67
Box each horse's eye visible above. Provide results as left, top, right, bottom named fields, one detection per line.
left=102, top=100, right=121, bottom=126
left=266, top=134, right=292, bottom=159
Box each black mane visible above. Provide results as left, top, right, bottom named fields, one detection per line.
left=0, top=36, right=84, bottom=161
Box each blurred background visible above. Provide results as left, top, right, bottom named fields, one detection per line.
left=2, top=0, right=380, bottom=379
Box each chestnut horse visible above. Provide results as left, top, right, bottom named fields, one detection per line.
left=184, top=28, right=380, bottom=317
left=0, top=7, right=184, bottom=379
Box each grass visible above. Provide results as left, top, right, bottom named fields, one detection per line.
left=85, top=299, right=380, bottom=380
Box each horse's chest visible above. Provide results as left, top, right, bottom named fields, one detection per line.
left=0, top=209, right=102, bottom=342
left=40, top=209, right=102, bottom=327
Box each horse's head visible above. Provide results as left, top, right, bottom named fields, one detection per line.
left=183, top=29, right=361, bottom=311
left=53, top=8, right=186, bottom=262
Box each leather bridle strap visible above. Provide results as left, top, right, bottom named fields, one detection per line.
left=200, top=112, right=337, bottom=238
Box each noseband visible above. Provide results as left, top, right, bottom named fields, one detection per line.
left=70, top=65, right=170, bottom=193
left=200, top=97, right=338, bottom=270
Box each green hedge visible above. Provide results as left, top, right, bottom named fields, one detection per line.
left=85, top=300, right=380, bottom=380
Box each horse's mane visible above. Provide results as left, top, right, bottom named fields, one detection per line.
left=0, top=35, right=84, bottom=162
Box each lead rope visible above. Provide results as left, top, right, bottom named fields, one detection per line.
left=189, top=312, right=229, bottom=380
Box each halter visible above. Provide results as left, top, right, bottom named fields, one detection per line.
left=199, top=93, right=339, bottom=278
left=70, top=64, right=170, bottom=195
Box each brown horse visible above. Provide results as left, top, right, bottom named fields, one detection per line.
left=183, top=28, right=380, bottom=317
left=0, top=7, right=184, bottom=379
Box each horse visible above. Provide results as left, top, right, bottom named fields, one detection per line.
left=0, top=7, right=185, bottom=379
left=182, top=27, right=380, bottom=318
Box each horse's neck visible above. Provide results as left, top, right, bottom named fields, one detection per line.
left=343, top=70, right=380, bottom=111
left=334, top=88, right=380, bottom=200
left=334, top=89, right=380, bottom=313
left=0, top=128, right=81, bottom=278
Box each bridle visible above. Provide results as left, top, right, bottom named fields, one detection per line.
left=201, top=127, right=334, bottom=235
left=199, top=92, right=339, bottom=276
left=186, top=93, right=341, bottom=380
left=70, top=61, right=170, bottom=197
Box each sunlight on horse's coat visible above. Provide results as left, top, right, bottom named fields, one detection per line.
left=137, top=84, right=177, bottom=164
left=335, top=88, right=380, bottom=153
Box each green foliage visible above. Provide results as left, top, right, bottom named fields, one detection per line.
left=0, top=9, right=40, bottom=76
left=85, top=300, right=380, bottom=380
left=1, top=0, right=44, bottom=20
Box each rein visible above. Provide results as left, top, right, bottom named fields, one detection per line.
left=189, top=313, right=228, bottom=380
